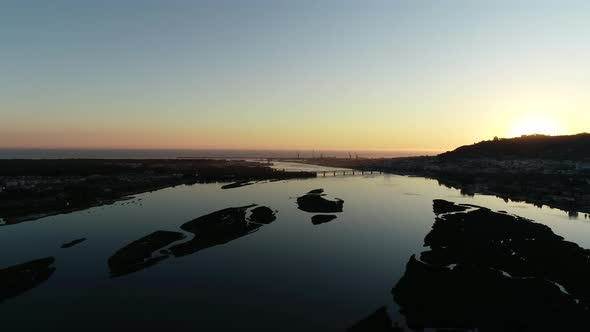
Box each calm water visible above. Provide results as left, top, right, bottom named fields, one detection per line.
left=2, top=163, right=589, bottom=331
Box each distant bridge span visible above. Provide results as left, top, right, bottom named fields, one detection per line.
left=306, top=169, right=382, bottom=177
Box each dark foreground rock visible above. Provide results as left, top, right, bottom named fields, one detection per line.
left=0, top=257, right=56, bottom=302
left=109, top=205, right=277, bottom=276
left=392, top=200, right=590, bottom=331
left=346, top=306, right=404, bottom=332
left=109, top=230, right=185, bottom=277
left=311, top=215, right=338, bottom=225
left=60, top=238, right=86, bottom=249
left=297, top=189, right=344, bottom=213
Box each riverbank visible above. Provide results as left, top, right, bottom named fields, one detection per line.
left=293, top=156, right=590, bottom=216
left=0, top=159, right=314, bottom=224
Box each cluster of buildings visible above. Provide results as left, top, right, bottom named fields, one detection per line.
left=379, top=156, right=590, bottom=215
left=0, top=176, right=70, bottom=193
left=383, top=157, right=590, bottom=177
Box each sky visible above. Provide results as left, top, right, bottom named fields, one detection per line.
left=1, top=0, right=589, bottom=152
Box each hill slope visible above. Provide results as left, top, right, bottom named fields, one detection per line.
left=439, top=133, right=590, bottom=160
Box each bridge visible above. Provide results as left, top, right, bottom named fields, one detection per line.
left=311, top=169, right=382, bottom=177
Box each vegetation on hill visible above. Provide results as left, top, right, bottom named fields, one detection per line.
left=439, top=133, right=590, bottom=160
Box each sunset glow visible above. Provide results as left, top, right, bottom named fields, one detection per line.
left=511, top=115, right=562, bottom=137
left=1, top=1, right=589, bottom=151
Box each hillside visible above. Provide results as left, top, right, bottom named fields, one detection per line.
left=439, top=133, right=590, bottom=160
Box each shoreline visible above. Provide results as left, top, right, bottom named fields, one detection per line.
left=3, top=154, right=590, bottom=225
left=0, top=159, right=315, bottom=225
left=292, top=157, right=590, bottom=216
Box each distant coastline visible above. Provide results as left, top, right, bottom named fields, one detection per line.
left=0, top=148, right=440, bottom=160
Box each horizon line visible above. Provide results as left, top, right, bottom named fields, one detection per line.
left=0, top=147, right=445, bottom=153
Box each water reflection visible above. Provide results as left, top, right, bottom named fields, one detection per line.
left=2, top=175, right=590, bottom=331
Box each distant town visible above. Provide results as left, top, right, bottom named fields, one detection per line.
left=2, top=133, right=590, bottom=225
left=298, top=133, right=590, bottom=216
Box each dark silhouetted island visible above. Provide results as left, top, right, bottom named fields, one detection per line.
left=311, top=214, right=338, bottom=225
left=109, top=204, right=277, bottom=277
left=0, top=257, right=56, bottom=303
left=168, top=204, right=276, bottom=257
left=391, top=200, right=590, bottom=331
left=109, top=230, right=186, bottom=277
left=296, top=189, right=344, bottom=213
left=60, top=238, right=87, bottom=249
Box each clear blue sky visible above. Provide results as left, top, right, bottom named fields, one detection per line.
left=2, top=0, right=589, bottom=150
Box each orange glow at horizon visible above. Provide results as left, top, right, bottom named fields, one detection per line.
left=0, top=127, right=449, bottom=152
left=510, top=114, right=563, bottom=138
left=3, top=2, right=590, bottom=154
left=0, top=114, right=583, bottom=153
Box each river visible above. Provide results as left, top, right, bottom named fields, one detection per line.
left=1, top=167, right=589, bottom=331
